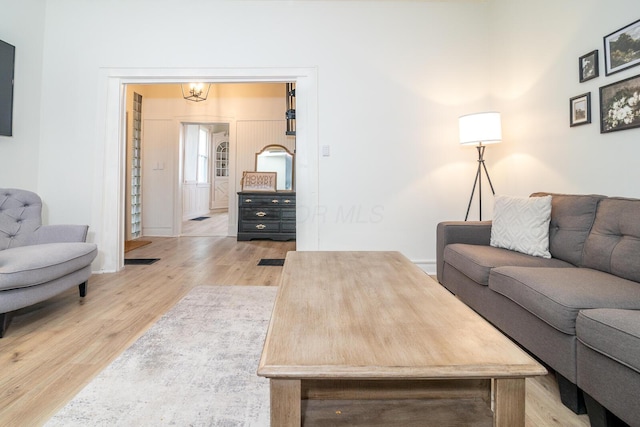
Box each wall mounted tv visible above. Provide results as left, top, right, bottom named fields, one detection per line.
left=0, top=39, right=15, bottom=137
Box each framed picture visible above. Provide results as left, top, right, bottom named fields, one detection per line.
left=604, top=19, right=640, bottom=76
left=570, top=93, right=591, bottom=127
left=579, top=50, right=599, bottom=82
left=600, top=74, right=640, bottom=133
left=241, top=171, right=277, bottom=192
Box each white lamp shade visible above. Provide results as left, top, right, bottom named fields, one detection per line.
left=459, top=112, right=502, bottom=145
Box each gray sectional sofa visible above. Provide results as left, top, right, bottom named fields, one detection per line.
left=436, top=193, right=640, bottom=427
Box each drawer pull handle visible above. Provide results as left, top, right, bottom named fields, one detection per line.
left=256, top=224, right=266, bottom=230
left=271, top=199, right=279, bottom=204
left=256, top=211, right=267, bottom=217
left=245, top=199, right=252, bottom=203
left=284, top=199, right=291, bottom=204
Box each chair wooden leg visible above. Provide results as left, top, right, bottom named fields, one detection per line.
left=79, top=282, right=87, bottom=297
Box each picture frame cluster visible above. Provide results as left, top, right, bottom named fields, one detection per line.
left=570, top=18, right=640, bottom=133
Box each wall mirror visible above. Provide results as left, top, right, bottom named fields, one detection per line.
left=255, top=144, right=294, bottom=191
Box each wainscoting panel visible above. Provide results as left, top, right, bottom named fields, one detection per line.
left=142, top=119, right=176, bottom=237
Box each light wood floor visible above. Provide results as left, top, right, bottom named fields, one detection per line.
left=0, top=237, right=590, bottom=427
left=182, top=211, right=229, bottom=236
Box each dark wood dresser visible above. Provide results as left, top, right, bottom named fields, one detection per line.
left=237, top=191, right=296, bottom=241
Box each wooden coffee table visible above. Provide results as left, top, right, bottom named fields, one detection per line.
left=258, top=251, right=547, bottom=426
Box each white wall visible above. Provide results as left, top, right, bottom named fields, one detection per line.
left=487, top=0, right=640, bottom=207
left=0, top=0, right=46, bottom=193
left=3, top=1, right=638, bottom=274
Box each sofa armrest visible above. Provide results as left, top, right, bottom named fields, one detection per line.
left=31, top=224, right=89, bottom=244
left=436, top=221, right=492, bottom=283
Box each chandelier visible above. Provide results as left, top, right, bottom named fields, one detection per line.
left=181, top=83, right=211, bottom=102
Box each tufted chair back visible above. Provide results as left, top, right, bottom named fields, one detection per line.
left=0, top=188, right=43, bottom=250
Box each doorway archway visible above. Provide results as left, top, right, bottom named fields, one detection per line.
left=95, top=67, right=319, bottom=272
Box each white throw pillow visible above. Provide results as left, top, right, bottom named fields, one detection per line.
left=490, top=194, right=552, bottom=258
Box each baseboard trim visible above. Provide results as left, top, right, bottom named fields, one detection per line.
left=413, top=259, right=436, bottom=276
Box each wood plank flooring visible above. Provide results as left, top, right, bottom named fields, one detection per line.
left=0, top=237, right=590, bottom=426
left=182, top=211, right=229, bottom=236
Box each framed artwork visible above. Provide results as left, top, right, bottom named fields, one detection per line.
left=579, top=50, right=599, bottom=82
left=604, top=19, right=640, bottom=76
left=570, top=93, right=591, bottom=127
left=599, top=74, right=640, bottom=133
left=241, top=171, right=277, bottom=192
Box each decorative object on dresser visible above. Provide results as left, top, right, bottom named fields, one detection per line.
left=241, top=171, right=277, bottom=192
left=237, top=191, right=295, bottom=241
left=255, top=144, right=294, bottom=191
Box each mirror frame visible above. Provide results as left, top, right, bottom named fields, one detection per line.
left=255, top=144, right=295, bottom=191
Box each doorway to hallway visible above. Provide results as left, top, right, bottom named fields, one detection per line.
left=180, top=122, right=230, bottom=237
left=98, top=66, right=319, bottom=273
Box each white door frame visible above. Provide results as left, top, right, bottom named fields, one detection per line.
left=95, top=67, right=319, bottom=272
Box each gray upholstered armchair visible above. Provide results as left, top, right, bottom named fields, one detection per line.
left=0, top=188, right=98, bottom=337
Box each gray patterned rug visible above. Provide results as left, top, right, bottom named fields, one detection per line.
left=46, top=285, right=277, bottom=427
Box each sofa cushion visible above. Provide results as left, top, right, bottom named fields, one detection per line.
left=444, top=244, right=573, bottom=286
left=577, top=309, right=640, bottom=374
left=582, top=197, right=640, bottom=283
left=531, top=193, right=604, bottom=266
left=490, top=194, right=552, bottom=258
left=489, top=267, right=640, bottom=335
left=0, top=242, right=98, bottom=290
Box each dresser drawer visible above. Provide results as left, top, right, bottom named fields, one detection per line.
left=239, top=220, right=280, bottom=233
left=281, top=221, right=296, bottom=233
left=240, top=194, right=295, bottom=206
left=281, top=208, right=296, bottom=220
left=276, top=196, right=296, bottom=206
left=241, top=208, right=281, bottom=220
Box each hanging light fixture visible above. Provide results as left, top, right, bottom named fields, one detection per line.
left=181, top=83, right=211, bottom=102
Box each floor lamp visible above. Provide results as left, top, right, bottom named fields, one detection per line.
left=459, top=112, right=502, bottom=221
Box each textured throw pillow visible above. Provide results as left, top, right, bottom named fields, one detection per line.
left=490, top=194, right=552, bottom=258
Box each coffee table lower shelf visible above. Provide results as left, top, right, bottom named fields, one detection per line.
left=267, top=377, right=524, bottom=426
left=302, top=398, right=493, bottom=426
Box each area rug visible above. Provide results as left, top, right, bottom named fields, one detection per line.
left=45, top=285, right=277, bottom=427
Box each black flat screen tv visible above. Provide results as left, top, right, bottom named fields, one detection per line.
left=0, top=39, right=15, bottom=137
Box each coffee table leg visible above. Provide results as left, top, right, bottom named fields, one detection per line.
left=493, top=378, right=525, bottom=426
left=270, top=379, right=301, bottom=427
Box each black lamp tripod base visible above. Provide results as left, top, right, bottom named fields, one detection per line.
left=465, top=144, right=495, bottom=221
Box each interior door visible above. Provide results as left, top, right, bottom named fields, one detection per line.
left=211, top=132, right=229, bottom=211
